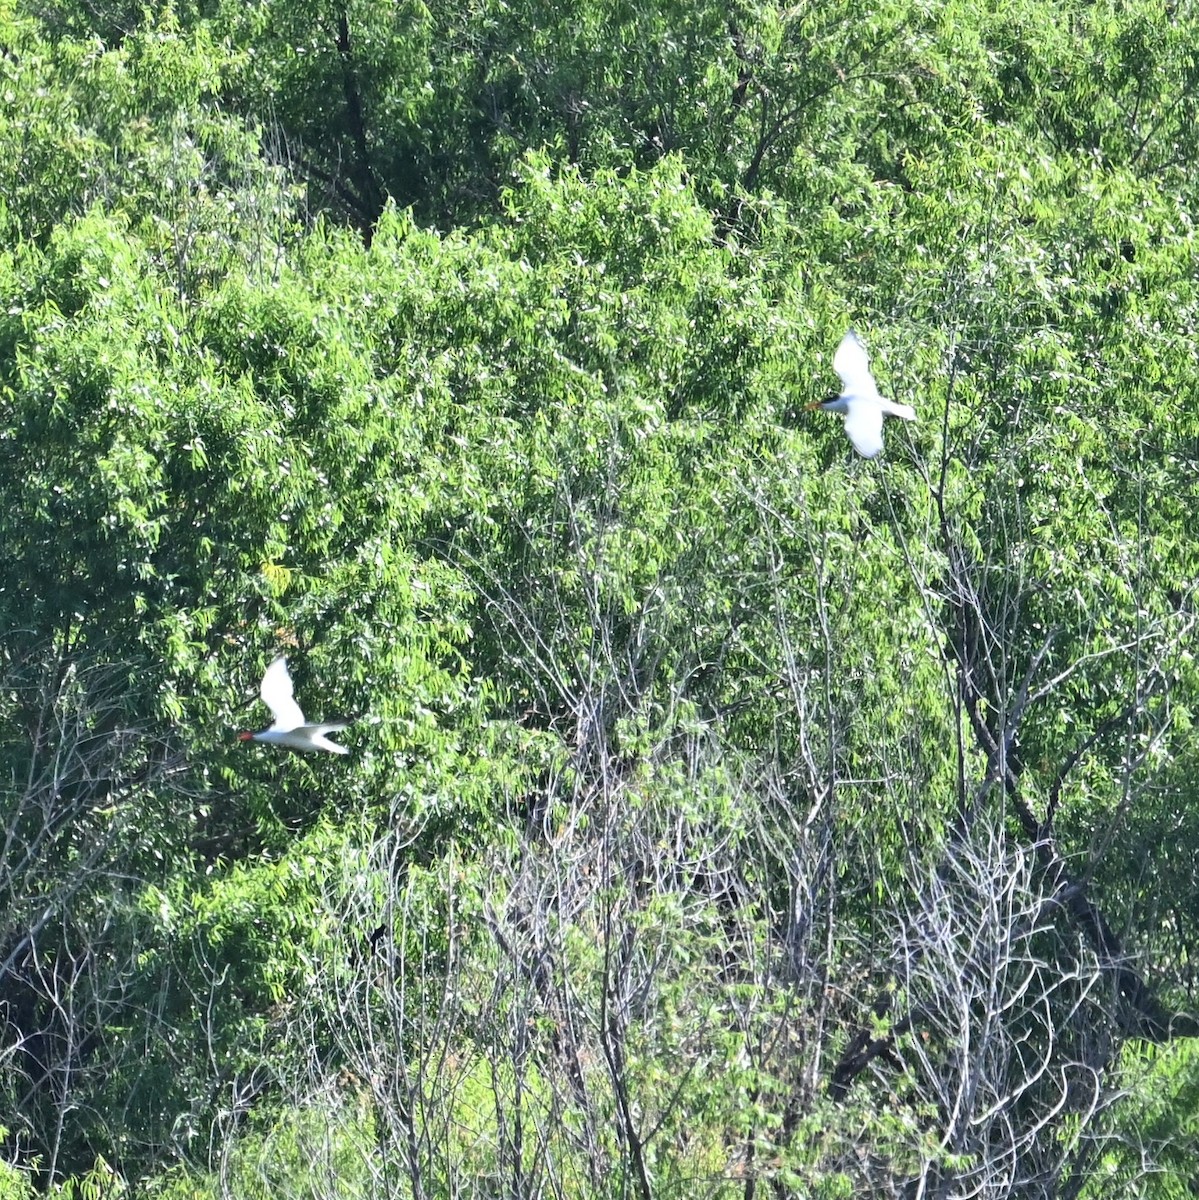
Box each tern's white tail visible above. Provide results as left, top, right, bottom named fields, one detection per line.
left=881, top=399, right=917, bottom=421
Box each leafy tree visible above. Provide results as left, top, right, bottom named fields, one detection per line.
left=2, top=0, right=1199, bottom=1193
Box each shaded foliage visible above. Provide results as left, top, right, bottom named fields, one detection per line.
left=0, top=0, right=1197, bottom=1196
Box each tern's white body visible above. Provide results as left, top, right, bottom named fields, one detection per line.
left=814, top=330, right=916, bottom=458
left=241, top=655, right=351, bottom=754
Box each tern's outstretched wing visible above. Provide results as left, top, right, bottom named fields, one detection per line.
left=843, top=400, right=885, bottom=458
left=260, top=655, right=306, bottom=731
left=832, top=330, right=878, bottom=398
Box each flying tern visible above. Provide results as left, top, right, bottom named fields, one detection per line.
left=807, top=330, right=915, bottom=458
left=239, top=655, right=353, bottom=754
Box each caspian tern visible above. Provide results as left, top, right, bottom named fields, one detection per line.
left=239, top=655, right=352, bottom=754
left=807, top=330, right=916, bottom=458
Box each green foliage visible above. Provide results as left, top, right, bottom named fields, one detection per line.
left=1, top=0, right=1198, bottom=1193
left=0, top=9, right=293, bottom=262
left=1082, top=1041, right=1199, bottom=1199
left=0, top=1157, right=33, bottom=1200
left=141, top=1098, right=376, bottom=1200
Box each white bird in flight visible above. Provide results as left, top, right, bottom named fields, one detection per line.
left=807, top=330, right=916, bottom=458
left=239, top=655, right=353, bottom=754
